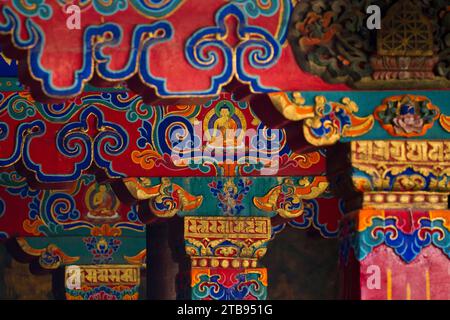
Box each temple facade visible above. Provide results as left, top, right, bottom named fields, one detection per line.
left=0, top=0, right=448, bottom=300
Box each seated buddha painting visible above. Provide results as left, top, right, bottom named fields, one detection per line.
left=204, top=100, right=247, bottom=150
left=85, top=184, right=120, bottom=222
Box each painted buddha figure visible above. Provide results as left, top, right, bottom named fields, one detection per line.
left=209, top=104, right=239, bottom=148
left=86, top=185, right=119, bottom=220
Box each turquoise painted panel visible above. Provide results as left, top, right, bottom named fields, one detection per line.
left=21, top=236, right=145, bottom=266
left=297, top=91, right=450, bottom=140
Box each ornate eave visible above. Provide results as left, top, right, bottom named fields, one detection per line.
left=0, top=1, right=448, bottom=105
left=0, top=88, right=326, bottom=186
left=0, top=1, right=344, bottom=104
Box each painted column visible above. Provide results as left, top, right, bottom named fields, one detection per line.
left=125, top=176, right=330, bottom=300
left=329, top=141, right=450, bottom=300
left=184, top=217, right=270, bottom=300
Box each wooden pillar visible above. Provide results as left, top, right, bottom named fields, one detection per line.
left=329, top=141, right=450, bottom=300
left=147, top=218, right=189, bottom=300
left=339, top=209, right=450, bottom=300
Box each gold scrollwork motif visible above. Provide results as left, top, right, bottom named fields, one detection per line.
left=253, top=176, right=329, bottom=218
left=268, top=92, right=374, bottom=146
left=269, top=92, right=315, bottom=121
left=123, top=177, right=203, bottom=218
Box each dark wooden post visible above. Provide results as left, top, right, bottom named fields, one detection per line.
left=146, top=218, right=190, bottom=300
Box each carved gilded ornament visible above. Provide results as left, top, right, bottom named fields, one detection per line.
left=374, top=95, right=440, bottom=137
left=123, top=177, right=203, bottom=218
left=371, top=0, right=439, bottom=81
left=377, top=1, right=434, bottom=57
left=184, top=217, right=271, bottom=269
left=351, top=141, right=450, bottom=193
left=289, top=0, right=450, bottom=87
left=124, top=249, right=147, bottom=266
left=253, top=176, right=329, bottom=218
left=269, top=92, right=374, bottom=146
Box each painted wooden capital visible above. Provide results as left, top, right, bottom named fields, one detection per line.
left=329, top=140, right=450, bottom=211
left=184, top=216, right=270, bottom=300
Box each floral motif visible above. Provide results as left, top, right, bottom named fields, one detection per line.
left=83, top=236, right=121, bottom=264
left=374, top=95, right=440, bottom=137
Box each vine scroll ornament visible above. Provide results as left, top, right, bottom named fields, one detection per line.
left=268, top=92, right=374, bottom=146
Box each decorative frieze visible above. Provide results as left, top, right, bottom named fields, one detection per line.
left=65, top=265, right=140, bottom=300
left=351, top=140, right=450, bottom=193
left=361, top=192, right=448, bottom=210
left=184, top=216, right=271, bottom=300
